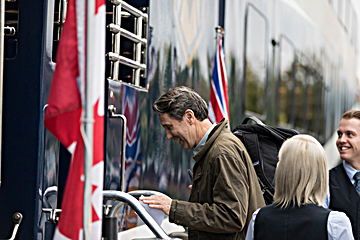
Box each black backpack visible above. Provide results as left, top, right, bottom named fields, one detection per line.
left=232, top=116, right=298, bottom=204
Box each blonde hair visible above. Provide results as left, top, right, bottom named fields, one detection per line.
left=273, top=134, right=328, bottom=208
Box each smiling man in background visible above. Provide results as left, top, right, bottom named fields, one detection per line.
left=325, top=110, right=360, bottom=240
left=140, top=86, right=265, bottom=240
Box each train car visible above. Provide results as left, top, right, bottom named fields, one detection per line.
left=0, top=0, right=358, bottom=239
left=225, top=0, right=359, bottom=169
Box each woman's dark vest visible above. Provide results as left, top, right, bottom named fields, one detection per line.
left=329, top=163, right=360, bottom=240
left=254, top=204, right=330, bottom=240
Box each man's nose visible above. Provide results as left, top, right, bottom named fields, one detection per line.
left=338, top=134, right=347, bottom=142
left=166, top=131, right=173, bottom=140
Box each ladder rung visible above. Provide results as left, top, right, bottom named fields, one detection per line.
left=108, top=24, right=147, bottom=45
left=120, top=11, right=131, bottom=17
left=5, top=10, right=18, bottom=14
left=107, top=52, right=146, bottom=70
left=121, top=28, right=147, bottom=44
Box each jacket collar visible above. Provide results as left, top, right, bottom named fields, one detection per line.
left=193, top=118, right=228, bottom=163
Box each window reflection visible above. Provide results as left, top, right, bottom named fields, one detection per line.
left=306, top=71, right=315, bottom=132
left=278, top=36, right=294, bottom=125
left=294, top=55, right=307, bottom=130
left=244, top=6, right=267, bottom=116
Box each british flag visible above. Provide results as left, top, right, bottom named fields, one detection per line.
left=209, top=33, right=230, bottom=128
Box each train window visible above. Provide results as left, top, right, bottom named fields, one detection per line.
left=317, top=77, right=325, bottom=142
left=278, top=36, right=295, bottom=126
left=323, top=58, right=333, bottom=141
left=337, top=68, right=344, bottom=116
left=244, top=5, right=268, bottom=117
left=310, top=74, right=325, bottom=142
left=306, top=68, right=318, bottom=135
left=294, top=54, right=307, bottom=130
left=326, top=64, right=338, bottom=140
left=304, top=69, right=314, bottom=132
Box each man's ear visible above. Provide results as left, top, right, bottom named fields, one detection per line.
left=184, top=109, right=195, bottom=124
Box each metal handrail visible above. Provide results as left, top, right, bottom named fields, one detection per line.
left=0, top=213, right=23, bottom=240
left=108, top=105, right=127, bottom=192
left=128, top=190, right=168, bottom=198
left=103, top=190, right=171, bottom=240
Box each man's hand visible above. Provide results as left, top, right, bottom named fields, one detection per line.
left=139, top=195, right=172, bottom=216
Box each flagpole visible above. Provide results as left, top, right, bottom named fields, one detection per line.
left=84, top=0, right=95, bottom=238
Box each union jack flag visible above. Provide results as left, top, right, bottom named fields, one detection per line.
left=209, top=32, right=230, bottom=128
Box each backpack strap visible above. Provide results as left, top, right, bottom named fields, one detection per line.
left=242, top=133, right=261, bottom=166
left=242, top=116, right=265, bottom=126
left=242, top=131, right=274, bottom=204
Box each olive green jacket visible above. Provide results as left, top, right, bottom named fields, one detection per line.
left=169, top=119, right=265, bottom=240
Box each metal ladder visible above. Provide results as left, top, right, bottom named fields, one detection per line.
left=107, top=0, right=148, bottom=87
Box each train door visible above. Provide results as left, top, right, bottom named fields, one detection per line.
left=0, top=0, right=53, bottom=239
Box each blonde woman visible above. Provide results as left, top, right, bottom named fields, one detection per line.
left=245, top=135, right=353, bottom=240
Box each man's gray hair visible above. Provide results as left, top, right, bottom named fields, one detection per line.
left=153, top=86, right=208, bottom=121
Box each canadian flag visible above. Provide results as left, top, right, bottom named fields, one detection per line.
left=44, top=0, right=105, bottom=238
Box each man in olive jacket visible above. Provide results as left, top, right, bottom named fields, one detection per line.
left=140, top=86, right=265, bottom=240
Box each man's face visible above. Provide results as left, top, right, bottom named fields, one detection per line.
left=158, top=113, right=196, bottom=150
left=336, top=118, right=360, bottom=169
